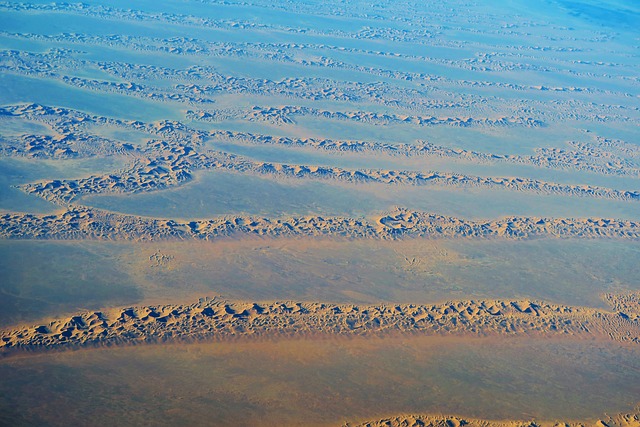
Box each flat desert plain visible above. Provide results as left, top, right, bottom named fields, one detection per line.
left=1, top=0, right=639, bottom=426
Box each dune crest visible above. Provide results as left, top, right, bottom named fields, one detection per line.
left=2, top=293, right=639, bottom=354
left=343, top=412, right=640, bottom=427
left=1, top=206, right=639, bottom=241
left=3, top=104, right=639, bottom=207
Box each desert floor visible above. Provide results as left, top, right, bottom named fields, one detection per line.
left=1, top=0, right=639, bottom=425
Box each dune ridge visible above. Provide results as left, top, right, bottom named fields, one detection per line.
left=186, top=106, right=544, bottom=128
left=0, top=132, right=136, bottom=159
left=1, top=292, right=639, bottom=354
left=3, top=104, right=638, bottom=207
left=208, top=130, right=640, bottom=178
left=6, top=100, right=633, bottom=180
left=20, top=154, right=640, bottom=205
left=3, top=42, right=633, bottom=128
left=343, top=412, right=640, bottom=427
left=2, top=5, right=637, bottom=109
left=21, top=152, right=640, bottom=205
left=1, top=207, right=639, bottom=241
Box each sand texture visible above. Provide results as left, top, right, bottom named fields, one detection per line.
left=345, top=413, right=640, bottom=427
left=2, top=292, right=639, bottom=354
left=2, top=104, right=638, bottom=207
left=206, top=130, right=640, bottom=178
left=1, top=0, right=639, bottom=423
left=1, top=206, right=639, bottom=241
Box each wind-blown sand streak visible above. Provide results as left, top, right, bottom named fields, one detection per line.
left=2, top=293, right=639, bottom=354
left=1, top=207, right=639, bottom=241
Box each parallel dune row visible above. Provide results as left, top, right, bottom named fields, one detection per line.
left=3, top=43, right=633, bottom=125
left=186, top=106, right=543, bottom=128
left=1, top=207, right=639, bottom=241
left=3, top=106, right=637, bottom=205
left=2, top=4, right=637, bottom=109
left=2, top=292, right=639, bottom=353
left=19, top=149, right=640, bottom=205
left=3, top=103, right=638, bottom=184
left=2, top=1, right=639, bottom=425
left=0, top=40, right=482, bottom=111
left=0, top=22, right=601, bottom=81
left=344, top=412, right=640, bottom=427
left=4, top=111, right=636, bottom=178
left=209, top=130, right=640, bottom=178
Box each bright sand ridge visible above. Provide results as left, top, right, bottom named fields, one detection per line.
left=2, top=292, right=639, bottom=354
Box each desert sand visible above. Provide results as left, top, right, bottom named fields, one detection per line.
left=1, top=0, right=639, bottom=424
left=2, top=104, right=638, bottom=207
left=345, top=413, right=640, bottom=427
left=2, top=205, right=639, bottom=241
left=2, top=291, right=639, bottom=353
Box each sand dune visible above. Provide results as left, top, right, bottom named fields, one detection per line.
left=7, top=99, right=632, bottom=182
left=2, top=292, right=639, bottom=354
left=2, top=1, right=639, bottom=424
left=3, top=3, right=636, bottom=114
left=62, top=75, right=214, bottom=105
left=208, top=130, right=640, bottom=178
left=20, top=153, right=640, bottom=205
left=0, top=132, right=136, bottom=160
left=344, top=412, right=640, bottom=427
left=4, top=40, right=632, bottom=130
left=187, top=105, right=544, bottom=128
left=1, top=206, right=639, bottom=241
left=3, top=103, right=638, bottom=208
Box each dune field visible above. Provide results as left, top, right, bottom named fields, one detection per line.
left=0, top=0, right=639, bottom=425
